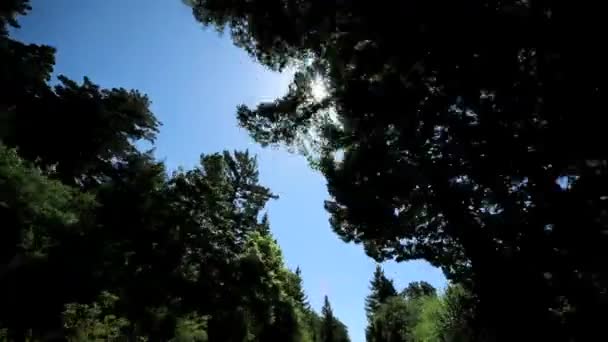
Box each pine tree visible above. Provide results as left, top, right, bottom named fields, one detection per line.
left=286, top=267, right=310, bottom=310
left=319, top=296, right=350, bottom=342
left=320, top=296, right=335, bottom=342
left=365, top=265, right=397, bottom=319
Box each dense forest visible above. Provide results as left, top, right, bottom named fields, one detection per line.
left=2, top=0, right=608, bottom=341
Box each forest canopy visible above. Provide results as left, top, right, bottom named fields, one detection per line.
left=2, top=0, right=607, bottom=341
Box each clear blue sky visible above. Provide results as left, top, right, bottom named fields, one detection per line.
left=13, top=1, right=446, bottom=340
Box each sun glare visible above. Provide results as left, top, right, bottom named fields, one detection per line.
left=311, top=79, right=328, bottom=101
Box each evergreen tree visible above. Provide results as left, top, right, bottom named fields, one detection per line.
left=320, top=296, right=335, bottom=342
left=320, top=296, right=350, bottom=342
left=365, top=266, right=398, bottom=342
left=0, top=0, right=30, bottom=36
left=286, top=267, right=310, bottom=310
left=366, top=282, right=476, bottom=342
left=365, top=265, right=397, bottom=319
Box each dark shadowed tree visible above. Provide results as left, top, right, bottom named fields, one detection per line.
left=0, top=0, right=30, bottom=36
left=2, top=1, right=159, bottom=188
left=187, top=1, right=608, bottom=340
left=0, top=145, right=96, bottom=340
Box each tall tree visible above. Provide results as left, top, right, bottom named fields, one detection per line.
left=365, top=265, right=397, bottom=319
left=2, top=0, right=159, bottom=188
left=286, top=267, right=311, bottom=310
left=187, top=1, right=608, bottom=340
left=320, top=296, right=335, bottom=342
left=320, top=296, right=350, bottom=342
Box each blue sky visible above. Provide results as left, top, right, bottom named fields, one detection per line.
left=14, top=1, right=445, bottom=340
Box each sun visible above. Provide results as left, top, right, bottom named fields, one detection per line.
left=311, top=78, right=328, bottom=101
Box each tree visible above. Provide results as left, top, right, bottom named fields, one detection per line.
left=187, top=1, right=608, bottom=340
left=62, top=292, right=130, bottom=341
left=402, top=281, right=437, bottom=300
left=2, top=1, right=159, bottom=188
left=286, top=267, right=311, bottom=311
left=365, top=265, right=397, bottom=319
left=436, top=285, right=477, bottom=342
left=320, top=296, right=350, bottom=342
left=320, top=296, right=335, bottom=342
left=368, top=296, right=410, bottom=342
left=367, top=282, right=475, bottom=342
left=407, top=295, right=443, bottom=342
left=0, top=144, right=96, bottom=340
left=3, top=75, right=159, bottom=187
left=0, top=0, right=30, bottom=36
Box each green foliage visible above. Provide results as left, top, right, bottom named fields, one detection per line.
left=367, top=296, right=410, bottom=342
left=172, top=314, right=209, bottom=342
left=407, top=296, right=442, bottom=342
left=188, top=0, right=608, bottom=340
left=0, top=144, right=95, bottom=258
left=63, top=292, right=130, bottom=341
left=435, top=286, right=477, bottom=342
left=366, top=281, right=475, bottom=342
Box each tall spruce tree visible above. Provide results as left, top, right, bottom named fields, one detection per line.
left=320, top=296, right=350, bottom=342
left=286, top=267, right=311, bottom=310
left=365, top=265, right=397, bottom=319
left=320, top=296, right=335, bottom=342
left=365, top=266, right=397, bottom=342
